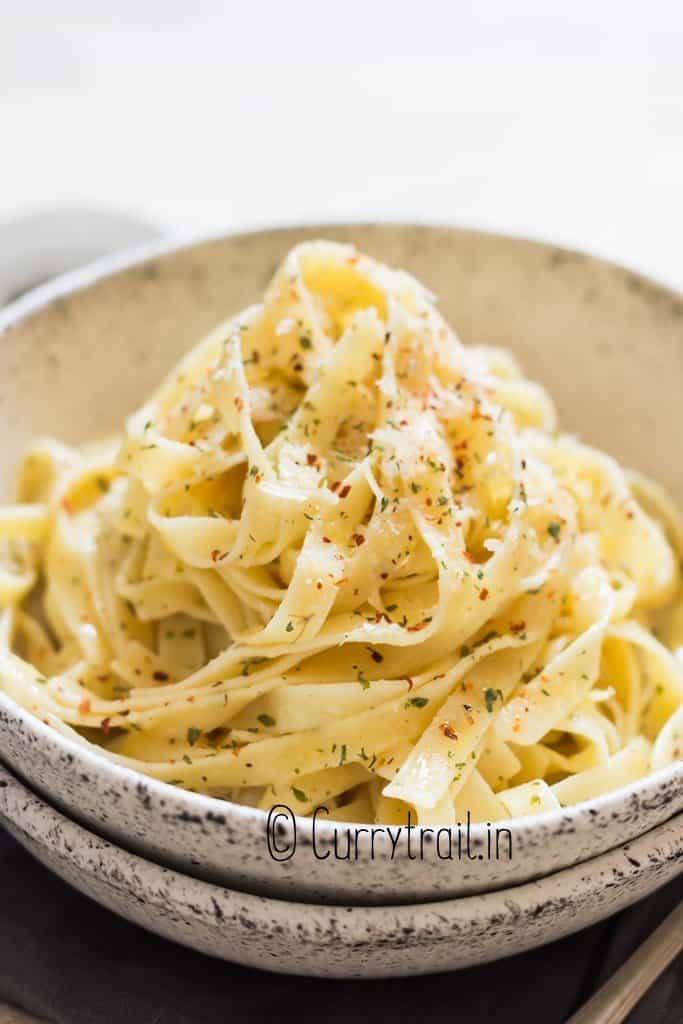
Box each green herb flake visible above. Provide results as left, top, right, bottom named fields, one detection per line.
left=187, top=727, right=201, bottom=746
left=484, top=687, right=504, bottom=713
left=547, top=521, right=562, bottom=542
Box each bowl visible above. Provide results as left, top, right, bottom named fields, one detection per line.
left=1, top=223, right=682, bottom=904
left=1, top=761, right=680, bottom=978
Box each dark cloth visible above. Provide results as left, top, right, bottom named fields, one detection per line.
left=0, top=826, right=680, bottom=1024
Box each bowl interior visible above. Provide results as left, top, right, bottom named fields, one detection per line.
left=1, top=224, right=682, bottom=901
left=1, top=224, right=683, bottom=503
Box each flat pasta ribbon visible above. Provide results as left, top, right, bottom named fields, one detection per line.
left=0, top=240, right=681, bottom=824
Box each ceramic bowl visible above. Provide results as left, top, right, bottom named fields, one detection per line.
left=1, top=224, right=682, bottom=905
left=1, top=762, right=681, bottom=978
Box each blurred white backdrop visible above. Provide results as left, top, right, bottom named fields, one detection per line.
left=1, top=0, right=682, bottom=287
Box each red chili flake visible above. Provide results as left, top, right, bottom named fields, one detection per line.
left=339, top=484, right=351, bottom=499
left=404, top=677, right=414, bottom=691
left=61, top=497, right=75, bottom=516
left=331, top=480, right=341, bottom=492
left=211, top=549, right=221, bottom=562
left=380, top=572, right=389, bottom=580
left=322, top=536, right=332, bottom=544
left=306, top=452, right=318, bottom=466
left=462, top=550, right=477, bottom=564
left=510, top=621, right=526, bottom=633
left=100, top=717, right=111, bottom=735
left=353, top=533, right=366, bottom=546
left=153, top=670, right=169, bottom=682
left=233, top=396, right=244, bottom=412
left=440, top=723, right=458, bottom=740
left=78, top=698, right=91, bottom=714
left=315, top=580, right=323, bottom=590
left=479, top=588, right=489, bottom=601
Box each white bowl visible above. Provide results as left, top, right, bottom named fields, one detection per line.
left=1, top=224, right=682, bottom=904
left=1, top=761, right=680, bottom=978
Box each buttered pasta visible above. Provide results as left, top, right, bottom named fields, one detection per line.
left=1, top=241, right=682, bottom=825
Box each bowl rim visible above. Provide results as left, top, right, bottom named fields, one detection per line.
left=1, top=220, right=682, bottom=850
left=2, top=684, right=681, bottom=845
left=1, top=757, right=681, bottom=922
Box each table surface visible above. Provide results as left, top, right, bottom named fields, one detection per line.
left=0, top=1004, right=43, bottom=1024
left=2, top=0, right=683, bottom=291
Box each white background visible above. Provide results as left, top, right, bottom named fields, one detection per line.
left=2, top=0, right=683, bottom=288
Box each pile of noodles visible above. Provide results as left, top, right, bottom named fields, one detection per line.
left=1, top=241, right=681, bottom=825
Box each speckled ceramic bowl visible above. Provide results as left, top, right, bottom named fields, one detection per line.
left=1, top=762, right=681, bottom=978
left=1, top=225, right=682, bottom=905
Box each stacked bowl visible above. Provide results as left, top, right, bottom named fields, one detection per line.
left=0, top=224, right=681, bottom=977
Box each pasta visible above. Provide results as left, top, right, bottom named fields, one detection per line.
left=1, top=240, right=682, bottom=826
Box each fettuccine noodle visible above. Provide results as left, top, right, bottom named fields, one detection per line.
left=1, top=241, right=682, bottom=825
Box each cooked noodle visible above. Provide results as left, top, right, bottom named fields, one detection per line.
left=1, top=241, right=681, bottom=824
